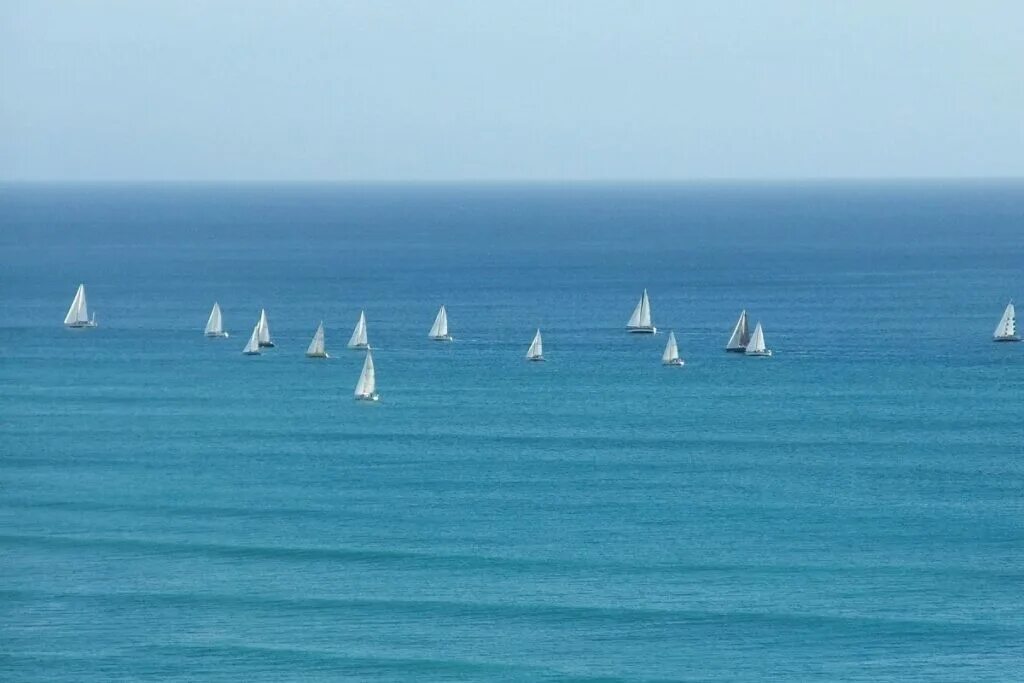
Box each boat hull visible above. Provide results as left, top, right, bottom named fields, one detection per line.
left=725, top=347, right=746, bottom=353
left=205, top=332, right=229, bottom=338
left=258, top=341, right=275, bottom=348
left=66, top=322, right=98, bottom=329
left=242, top=351, right=261, bottom=356
left=993, top=336, right=1020, bottom=342
left=430, top=335, right=454, bottom=342
left=528, top=357, right=545, bottom=362
left=627, top=327, right=657, bottom=334
left=664, top=359, right=685, bottom=366
left=355, top=393, right=379, bottom=402
left=745, top=350, right=773, bottom=357
left=306, top=352, right=330, bottom=358
left=349, top=344, right=370, bottom=350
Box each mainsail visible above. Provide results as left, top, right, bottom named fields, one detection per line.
left=745, top=322, right=768, bottom=355
left=348, top=310, right=369, bottom=349
left=257, top=309, right=273, bottom=346
left=242, top=324, right=261, bottom=354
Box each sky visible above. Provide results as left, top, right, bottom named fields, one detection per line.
left=1, top=1, right=1022, bottom=181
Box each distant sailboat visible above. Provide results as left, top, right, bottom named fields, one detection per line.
left=64, top=284, right=97, bottom=328
left=745, top=322, right=772, bottom=357
left=725, top=309, right=750, bottom=352
left=306, top=320, right=329, bottom=358
left=627, top=289, right=656, bottom=333
left=662, top=331, right=684, bottom=366
left=993, top=301, right=1019, bottom=342
left=526, top=329, right=545, bottom=361
left=256, top=309, right=274, bottom=348
left=204, top=302, right=228, bottom=338
left=428, top=305, right=453, bottom=341
left=242, top=324, right=261, bottom=355
left=354, top=350, right=379, bottom=401
left=348, top=310, right=370, bottom=350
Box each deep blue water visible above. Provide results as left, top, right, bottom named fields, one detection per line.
left=1, top=182, right=1022, bottom=681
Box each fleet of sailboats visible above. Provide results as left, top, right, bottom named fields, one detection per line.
left=626, top=289, right=656, bottom=334
left=64, top=284, right=97, bottom=328
left=526, top=329, right=544, bottom=361
left=744, top=322, right=772, bottom=357
left=257, top=309, right=274, bottom=347
left=993, top=301, right=1019, bottom=342
left=429, top=305, right=453, bottom=341
left=662, top=331, right=684, bottom=366
left=306, top=321, right=329, bottom=358
left=354, top=351, right=379, bottom=401
left=204, top=302, right=228, bottom=338
left=348, top=310, right=370, bottom=350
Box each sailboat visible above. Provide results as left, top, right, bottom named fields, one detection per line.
left=526, top=329, right=545, bottom=361
left=306, top=320, right=329, bottom=358
left=354, top=350, right=379, bottom=401
left=256, top=309, right=274, bottom=347
left=662, top=331, right=684, bottom=366
left=993, top=301, right=1019, bottom=342
left=242, top=324, right=261, bottom=355
left=725, top=309, right=750, bottom=352
left=744, top=322, right=772, bottom=357
left=204, top=302, right=228, bottom=338
left=348, top=310, right=370, bottom=350
left=626, top=289, right=656, bottom=333
left=64, top=284, right=97, bottom=328
left=428, top=305, right=453, bottom=341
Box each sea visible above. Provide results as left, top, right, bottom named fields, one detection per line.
left=1, top=182, right=1022, bottom=681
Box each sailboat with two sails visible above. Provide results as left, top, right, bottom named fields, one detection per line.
left=306, top=321, right=329, bottom=358
left=662, top=331, right=684, bottom=366
left=428, top=305, right=453, bottom=341
left=348, top=311, right=370, bottom=350
left=993, top=301, right=1019, bottom=342
left=526, top=329, right=545, bottom=361
left=626, top=289, right=656, bottom=334
left=64, top=284, right=97, bottom=328
left=354, top=351, right=379, bottom=401
left=204, top=302, right=228, bottom=338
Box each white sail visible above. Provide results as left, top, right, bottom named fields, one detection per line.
left=627, top=289, right=654, bottom=330
left=257, top=309, right=273, bottom=346
left=428, top=305, right=450, bottom=340
left=662, top=331, right=680, bottom=364
left=726, top=309, right=750, bottom=351
left=993, top=302, right=1017, bottom=340
left=64, top=284, right=94, bottom=326
left=348, top=310, right=369, bottom=349
left=745, top=322, right=770, bottom=355
left=242, top=324, right=261, bottom=354
left=306, top=321, right=328, bottom=357
left=205, top=302, right=226, bottom=336
left=354, top=350, right=377, bottom=398
left=526, top=329, right=544, bottom=360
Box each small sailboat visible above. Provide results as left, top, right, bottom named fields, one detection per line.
left=354, top=350, right=379, bottom=401
left=64, top=284, right=97, bottom=328
left=662, top=331, right=684, bottom=366
left=204, top=302, right=228, bottom=338
left=626, top=288, right=656, bottom=334
left=306, top=320, right=329, bottom=358
left=348, top=310, right=370, bottom=350
left=744, top=322, right=772, bottom=357
left=725, top=309, right=750, bottom=352
left=256, top=309, right=274, bottom=348
left=993, top=301, right=1019, bottom=342
left=526, top=329, right=545, bottom=361
left=428, top=305, right=453, bottom=341
left=242, top=324, right=261, bottom=355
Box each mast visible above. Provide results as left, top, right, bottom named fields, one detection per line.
left=306, top=321, right=327, bottom=357
left=354, top=351, right=377, bottom=398
left=662, top=331, right=679, bottom=364
left=64, top=284, right=91, bottom=326
left=205, top=302, right=224, bottom=336
left=526, top=329, right=544, bottom=360
left=726, top=310, right=750, bottom=351
left=348, top=310, right=369, bottom=349
left=626, top=289, right=654, bottom=331
left=429, top=305, right=449, bottom=339
left=993, top=301, right=1018, bottom=340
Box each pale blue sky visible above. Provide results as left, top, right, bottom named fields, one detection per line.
left=1, top=1, right=1022, bottom=181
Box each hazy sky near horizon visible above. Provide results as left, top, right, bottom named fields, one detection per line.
left=2, top=1, right=1022, bottom=181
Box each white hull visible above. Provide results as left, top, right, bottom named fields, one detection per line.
left=355, top=393, right=379, bottom=402
left=66, top=321, right=98, bottom=329
left=628, top=326, right=656, bottom=334
left=350, top=343, right=370, bottom=350
left=746, top=350, right=773, bottom=357
left=306, top=352, right=330, bottom=358
left=664, top=358, right=685, bottom=366
left=205, top=331, right=229, bottom=338
left=430, top=335, right=454, bottom=342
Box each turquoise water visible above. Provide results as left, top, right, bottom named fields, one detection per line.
left=1, top=183, right=1022, bottom=681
